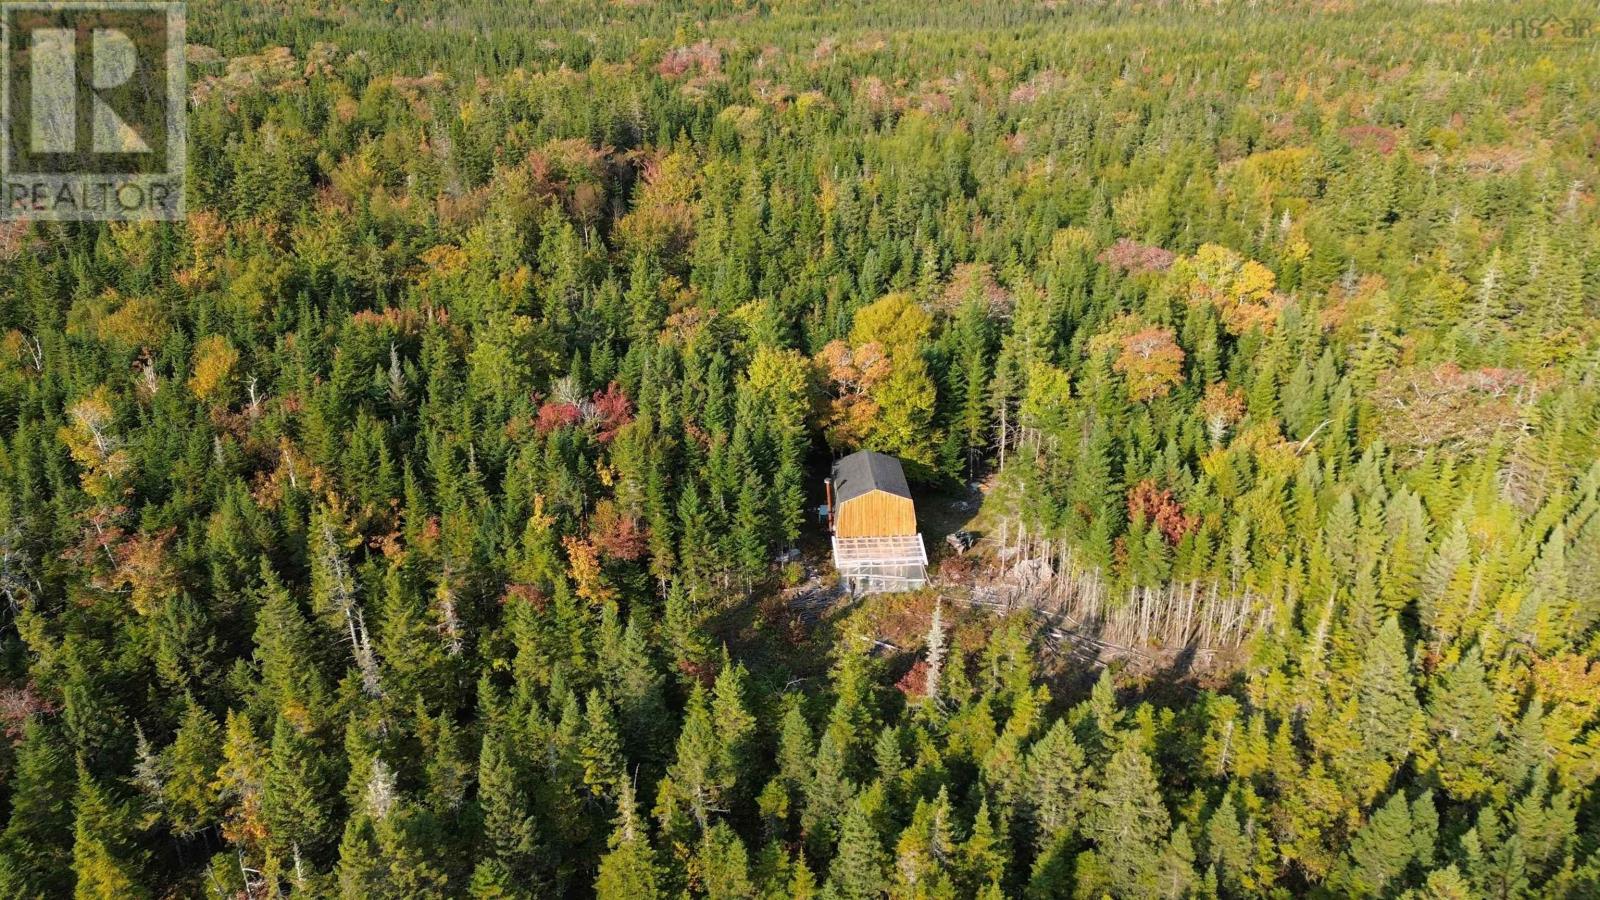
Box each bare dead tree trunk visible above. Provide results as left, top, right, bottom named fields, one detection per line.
left=320, top=522, right=383, bottom=698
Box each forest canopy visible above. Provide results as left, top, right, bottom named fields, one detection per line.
left=0, top=0, right=1598, bottom=897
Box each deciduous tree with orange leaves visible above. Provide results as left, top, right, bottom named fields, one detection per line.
left=1111, top=323, right=1185, bottom=402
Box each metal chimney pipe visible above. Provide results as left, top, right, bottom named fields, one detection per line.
left=824, top=477, right=835, bottom=533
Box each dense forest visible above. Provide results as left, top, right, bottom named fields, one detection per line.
left=2, top=0, right=1599, bottom=896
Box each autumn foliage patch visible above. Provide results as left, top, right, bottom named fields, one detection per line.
left=1127, top=480, right=1197, bottom=545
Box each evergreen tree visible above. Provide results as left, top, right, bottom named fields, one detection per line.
left=1084, top=733, right=1170, bottom=896
left=70, top=766, right=149, bottom=900
left=596, top=781, right=660, bottom=900
left=663, top=685, right=724, bottom=833
left=261, top=714, right=332, bottom=862
left=1352, top=617, right=1423, bottom=798
left=892, top=789, right=959, bottom=898
left=1425, top=648, right=1499, bottom=801
left=829, top=798, right=888, bottom=900
left=711, top=656, right=758, bottom=812
left=161, top=697, right=223, bottom=838
left=0, top=722, right=76, bottom=898
left=476, top=734, right=540, bottom=884
left=1328, top=790, right=1416, bottom=896
left=581, top=689, right=626, bottom=803
left=699, top=822, right=756, bottom=900
left=1024, top=719, right=1088, bottom=853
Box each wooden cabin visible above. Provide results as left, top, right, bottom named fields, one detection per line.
left=826, top=451, right=928, bottom=594
left=830, top=450, right=917, bottom=537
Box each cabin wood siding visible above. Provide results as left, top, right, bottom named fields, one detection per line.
left=833, top=489, right=917, bottom=538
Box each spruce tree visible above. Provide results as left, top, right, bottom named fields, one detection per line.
left=711, top=657, right=758, bottom=812
left=1425, top=648, right=1499, bottom=801
left=1085, top=733, right=1170, bottom=896
left=162, top=697, right=223, bottom=838
left=665, top=685, right=723, bottom=833
left=1329, top=790, right=1415, bottom=896
left=804, top=730, right=855, bottom=856
left=1353, top=616, right=1422, bottom=797
left=0, top=721, right=76, bottom=898
left=1024, top=719, right=1088, bottom=853
left=828, top=798, right=888, bottom=900
left=261, top=714, right=332, bottom=862
left=699, top=822, right=755, bottom=900
left=595, top=781, right=660, bottom=900
left=891, top=789, right=958, bottom=897
left=957, top=798, right=1008, bottom=896
left=581, top=690, right=626, bottom=803
left=1204, top=792, right=1254, bottom=897
left=70, top=765, right=149, bottom=900
left=476, top=732, right=540, bottom=883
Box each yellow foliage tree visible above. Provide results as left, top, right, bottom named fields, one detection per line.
left=563, top=535, right=617, bottom=606
left=1090, top=315, right=1185, bottom=403
left=848, top=291, right=931, bottom=353
left=816, top=293, right=942, bottom=469
left=214, top=710, right=268, bottom=854
left=188, top=335, right=240, bottom=405
left=60, top=386, right=131, bottom=502
left=815, top=340, right=888, bottom=451
left=1200, top=381, right=1246, bottom=445
left=1019, top=362, right=1072, bottom=437
left=617, top=150, right=699, bottom=260
left=1178, top=243, right=1283, bottom=334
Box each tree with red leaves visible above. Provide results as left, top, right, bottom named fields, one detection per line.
left=591, top=383, right=634, bottom=444
left=1097, top=239, right=1176, bottom=275
left=536, top=400, right=583, bottom=435
left=589, top=499, right=648, bottom=562
left=1127, top=480, right=1197, bottom=545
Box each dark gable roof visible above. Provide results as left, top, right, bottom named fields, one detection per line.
left=832, top=450, right=911, bottom=504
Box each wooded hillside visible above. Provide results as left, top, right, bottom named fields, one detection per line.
left=0, top=1, right=1597, bottom=897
